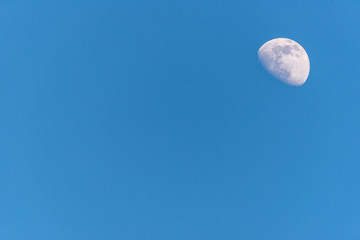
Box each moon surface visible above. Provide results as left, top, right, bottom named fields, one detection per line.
left=258, top=38, right=310, bottom=86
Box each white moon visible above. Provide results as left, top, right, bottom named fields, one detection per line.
left=258, top=38, right=310, bottom=86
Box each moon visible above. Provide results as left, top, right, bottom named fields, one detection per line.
left=258, top=38, right=310, bottom=86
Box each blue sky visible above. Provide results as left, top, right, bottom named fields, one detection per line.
left=1, top=0, right=360, bottom=239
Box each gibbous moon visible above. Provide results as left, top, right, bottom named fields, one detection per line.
left=258, top=38, right=310, bottom=86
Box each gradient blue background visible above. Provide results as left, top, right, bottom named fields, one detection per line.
left=1, top=1, right=360, bottom=239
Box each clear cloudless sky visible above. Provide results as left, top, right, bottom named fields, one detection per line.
left=1, top=0, right=360, bottom=239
